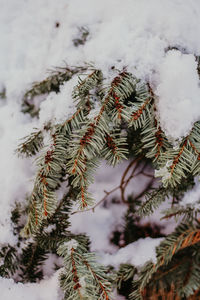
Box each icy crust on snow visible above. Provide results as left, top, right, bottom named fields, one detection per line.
left=100, top=237, right=164, bottom=268
left=156, top=51, right=200, bottom=141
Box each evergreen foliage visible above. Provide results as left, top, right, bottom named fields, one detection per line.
left=22, top=65, right=88, bottom=117
left=17, top=129, right=44, bottom=157
left=58, top=236, right=112, bottom=300
left=3, top=62, right=200, bottom=299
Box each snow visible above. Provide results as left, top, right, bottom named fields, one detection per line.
left=155, top=162, right=172, bottom=184
left=0, top=102, right=36, bottom=244
left=1, top=0, right=200, bottom=298
left=70, top=203, right=126, bottom=253
left=63, top=239, right=78, bottom=253
left=39, top=76, right=79, bottom=126
left=156, top=51, right=200, bottom=141
left=100, top=237, right=164, bottom=268
left=0, top=271, right=62, bottom=300
left=70, top=160, right=150, bottom=253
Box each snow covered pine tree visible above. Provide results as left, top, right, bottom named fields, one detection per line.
left=2, top=1, right=200, bottom=299
left=9, top=59, right=200, bottom=299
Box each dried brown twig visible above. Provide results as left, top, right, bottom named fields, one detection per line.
left=72, top=157, right=155, bottom=215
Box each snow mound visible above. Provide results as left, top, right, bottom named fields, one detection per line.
left=156, top=51, right=200, bottom=140
left=100, top=237, right=164, bottom=268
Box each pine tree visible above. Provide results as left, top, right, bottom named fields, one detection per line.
left=3, top=58, right=200, bottom=299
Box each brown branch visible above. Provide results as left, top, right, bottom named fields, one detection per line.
left=133, top=178, right=154, bottom=202
left=32, top=194, right=38, bottom=226
left=120, top=156, right=143, bottom=202
left=140, top=171, right=154, bottom=178
left=71, top=185, right=120, bottom=215
left=72, top=157, right=155, bottom=215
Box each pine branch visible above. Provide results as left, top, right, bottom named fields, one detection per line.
left=19, top=242, right=47, bottom=282
left=73, top=27, right=89, bottom=47
left=0, top=246, right=18, bottom=278
left=130, top=223, right=200, bottom=299
left=16, top=65, right=200, bottom=299
left=134, top=247, right=200, bottom=299
left=128, top=82, right=152, bottom=130
left=22, top=131, right=68, bottom=236
left=180, top=259, right=200, bottom=298
left=22, top=65, right=87, bottom=117
left=115, top=264, right=136, bottom=290
left=72, top=69, right=103, bottom=109
left=66, top=72, right=135, bottom=208
left=137, top=187, right=168, bottom=217
left=101, top=132, right=128, bottom=165
left=156, top=122, right=200, bottom=188
left=141, top=117, right=171, bottom=162
left=16, top=129, right=43, bottom=157
left=57, top=237, right=112, bottom=300
left=161, top=206, right=199, bottom=222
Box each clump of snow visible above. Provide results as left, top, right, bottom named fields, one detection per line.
left=156, top=50, right=200, bottom=140
left=155, top=161, right=172, bottom=184
left=63, top=239, right=78, bottom=254
left=112, top=290, right=126, bottom=300
left=100, top=237, right=164, bottom=268
left=42, top=254, right=63, bottom=278
left=79, top=277, right=87, bottom=296
left=79, top=277, right=86, bottom=288
left=0, top=270, right=62, bottom=300
left=43, top=224, right=56, bottom=234
left=39, top=76, right=79, bottom=126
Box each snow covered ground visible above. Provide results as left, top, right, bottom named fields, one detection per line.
left=1, top=0, right=200, bottom=298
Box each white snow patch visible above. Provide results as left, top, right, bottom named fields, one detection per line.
left=43, top=254, right=63, bottom=278
left=0, top=102, right=36, bottom=244
left=156, top=51, right=200, bottom=140
left=0, top=270, right=62, bottom=300
left=39, top=76, right=79, bottom=126
left=63, top=239, right=79, bottom=254
left=70, top=204, right=127, bottom=253
left=100, top=237, right=164, bottom=268
left=155, top=164, right=171, bottom=184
